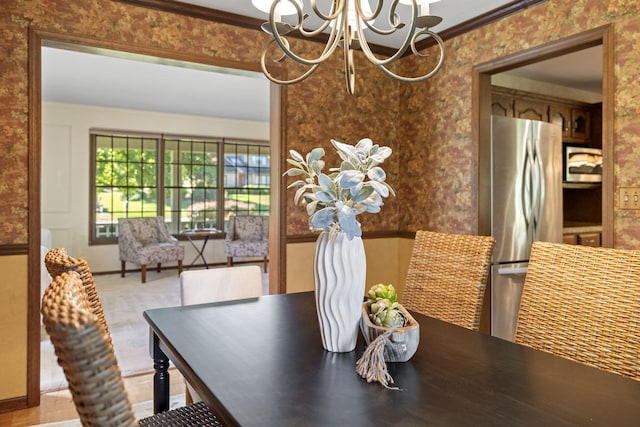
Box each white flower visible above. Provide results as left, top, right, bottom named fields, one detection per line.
left=284, top=138, right=395, bottom=239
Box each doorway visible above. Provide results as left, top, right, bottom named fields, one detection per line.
left=473, top=26, right=615, bottom=334
left=28, top=30, right=284, bottom=404
left=475, top=25, right=614, bottom=244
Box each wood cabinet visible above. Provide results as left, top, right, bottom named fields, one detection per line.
left=562, top=231, right=601, bottom=247
left=549, top=103, right=572, bottom=140
left=514, top=98, right=547, bottom=121
left=492, top=93, right=512, bottom=117
left=578, top=232, right=600, bottom=247
left=491, top=86, right=599, bottom=144
left=570, top=108, right=591, bottom=142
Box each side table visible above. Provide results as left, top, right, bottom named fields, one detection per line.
left=181, top=229, right=223, bottom=269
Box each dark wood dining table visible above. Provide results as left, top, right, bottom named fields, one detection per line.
left=144, top=291, right=640, bottom=426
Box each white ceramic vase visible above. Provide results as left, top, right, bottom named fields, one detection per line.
left=313, top=230, right=366, bottom=352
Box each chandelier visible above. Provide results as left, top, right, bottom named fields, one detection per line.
left=252, top=0, right=446, bottom=95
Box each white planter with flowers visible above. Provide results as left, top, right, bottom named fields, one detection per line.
left=285, top=138, right=395, bottom=352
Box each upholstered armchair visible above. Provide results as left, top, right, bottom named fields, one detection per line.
left=118, top=216, right=184, bottom=283
left=224, top=215, right=269, bottom=272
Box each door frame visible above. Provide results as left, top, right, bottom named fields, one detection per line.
left=473, top=25, right=614, bottom=334
left=28, top=28, right=285, bottom=405
left=474, top=25, right=614, bottom=245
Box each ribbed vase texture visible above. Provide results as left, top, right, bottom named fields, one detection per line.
left=314, top=231, right=366, bottom=352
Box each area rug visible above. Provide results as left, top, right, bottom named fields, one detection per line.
left=30, top=393, right=186, bottom=426
left=41, top=265, right=268, bottom=393
left=41, top=270, right=182, bottom=392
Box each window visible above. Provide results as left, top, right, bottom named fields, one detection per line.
left=91, top=130, right=270, bottom=244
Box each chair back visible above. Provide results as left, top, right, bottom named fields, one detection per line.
left=180, top=265, right=263, bottom=306
left=403, top=230, right=495, bottom=331
left=227, top=215, right=268, bottom=241
left=118, top=217, right=165, bottom=245
left=41, top=271, right=136, bottom=426
left=44, top=247, right=111, bottom=343
left=515, top=241, right=640, bottom=380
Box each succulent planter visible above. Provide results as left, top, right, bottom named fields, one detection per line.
left=359, top=303, right=420, bottom=362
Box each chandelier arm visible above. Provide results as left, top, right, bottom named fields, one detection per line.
left=269, top=4, right=343, bottom=66
left=355, top=0, right=417, bottom=65
left=356, top=0, right=384, bottom=22
left=344, top=23, right=355, bottom=95
left=359, top=0, right=401, bottom=36
left=356, top=29, right=412, bottom=66
left=256, top=0, right=446, bottom=94
left=309, top=0, right=343, bottom=22
left=376, top=31, right=445, bottom=83
left=298, top=0, right=341, bottom=38
left=260, top=41, right=322, bottom=86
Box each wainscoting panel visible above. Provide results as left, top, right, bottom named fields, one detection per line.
left=42, top=124, right=72, bottom=214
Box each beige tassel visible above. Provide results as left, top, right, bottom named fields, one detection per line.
left=356, top=328, right=401, bottom=390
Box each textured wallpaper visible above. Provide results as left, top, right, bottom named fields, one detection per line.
left=2, top=0, right=640, bottom=246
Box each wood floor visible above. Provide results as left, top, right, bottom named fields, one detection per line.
left=0, top=369, right=186, bottom=426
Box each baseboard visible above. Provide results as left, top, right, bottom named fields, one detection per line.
left=0, top=395, right=28, bottom=414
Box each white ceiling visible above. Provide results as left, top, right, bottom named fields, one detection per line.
left=41, top=1, right=603, bottom=121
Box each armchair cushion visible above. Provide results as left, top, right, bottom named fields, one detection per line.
left=118, top=217, right=184, bottom=265
left=118, top=217, right=184, bottom=282
left=224, top=215, right=269, bottom=258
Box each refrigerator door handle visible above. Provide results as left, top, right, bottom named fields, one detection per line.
left=532, top=130, right=545, bottom=237
left=521, top=146, right=531, bottom=228
left=497, top=267, right=529, bottom=275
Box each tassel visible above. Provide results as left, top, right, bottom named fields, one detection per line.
left=356, top=328, right=401, bottom=390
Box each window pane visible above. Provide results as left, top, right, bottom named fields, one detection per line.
left=91, top=133, right=159, bottom=242
left=164, top=138, right=219, bottom=233
left=223, top=141, right=270, bottom=225
left=91, top=133, right=269, bottom=242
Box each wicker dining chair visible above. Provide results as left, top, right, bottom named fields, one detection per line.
left=44, top=247, right=112, bottom=344
left=515, top=241, right=640, bottom=381
left=402, top=230, right=496, bottom=331
left=42, top=271, right=224, bottom=426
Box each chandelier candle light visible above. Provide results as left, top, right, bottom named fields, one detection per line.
left=252, top=0, right=445, bottom=94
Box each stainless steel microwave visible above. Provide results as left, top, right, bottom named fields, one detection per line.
left=564, top=146, right=603, bottom=183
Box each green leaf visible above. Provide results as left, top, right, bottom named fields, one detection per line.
left=331, top=139, right=358, bottom=160
left=355, top=137, right=373, bottom=153
left=286, top=179, right=306, bottom=189
left=310, top=159, right=325, bottom=176
left=350, top=185, right=374, bottom=202
left=286, top=158, right=304, bottom=168
left=367, top=166, right=386, bottom=182
left=293, top=185, right=310, bottom=205
left=285, top=169, right=307, bottom=177
left=315, top=191, right=335, bottom=203
left=307, top=147, right=325, bottom=163
left=339, top=170, right=364, bottom=188
left=289, top=150, right=305, bottom=163
left=318, top=173, right=337, bottom=194
left=368, top=180, right=390, bottom=198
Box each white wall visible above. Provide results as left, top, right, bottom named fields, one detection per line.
left=41, top=102, right=269, bottom=273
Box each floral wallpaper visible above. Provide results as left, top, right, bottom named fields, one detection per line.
left=2, top=0, right=640, bottom=247
left=397, top=0, right=640, bottom=248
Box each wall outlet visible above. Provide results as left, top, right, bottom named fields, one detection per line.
left=619, top=187, right=640, bottom=210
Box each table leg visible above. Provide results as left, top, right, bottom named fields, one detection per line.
left=185, top=234, right=210, bottom=269
left=150, top=330, right=170, bottom=414
left=201, top=235, right=210, bottom=268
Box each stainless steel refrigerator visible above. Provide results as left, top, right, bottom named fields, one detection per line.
left=490, top=116, right=563, bottom=341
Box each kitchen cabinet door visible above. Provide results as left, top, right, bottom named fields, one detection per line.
left=550, top=103, right=572, bottom=141
left=578, top=232, right=600, bottom=247
left=571, top=108, right=591, bottom=142
left=514, top=98, right=547, bottom=121
left=492, top=93, right=513, bottom=117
